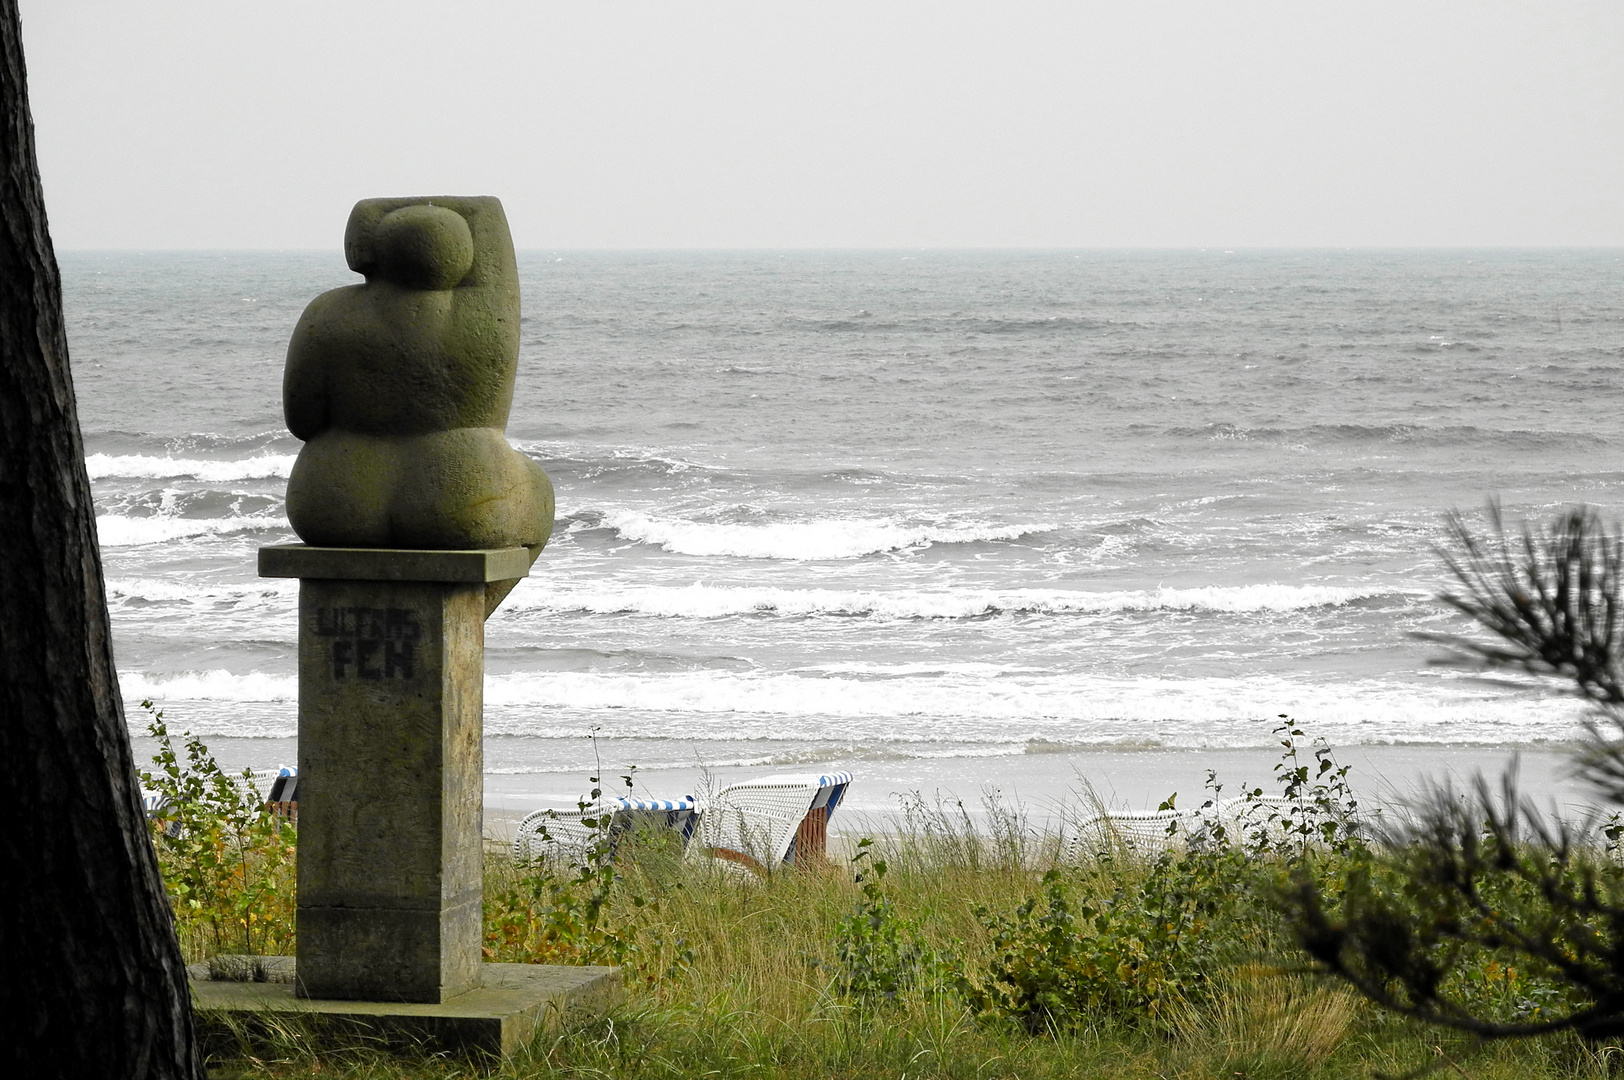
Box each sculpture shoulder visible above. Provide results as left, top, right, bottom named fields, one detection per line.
left=287, top=284, right=371, bottom=357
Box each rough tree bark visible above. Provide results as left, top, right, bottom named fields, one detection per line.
left=0, top=2, right=202, bottom=1075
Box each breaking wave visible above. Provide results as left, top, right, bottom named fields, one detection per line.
left=502, top=581, right=1400, bottom=619
left=118, top=666, right=1585, bottom=750
left=85, top=453, right=296, bottom=482
left=599, top=510, right=1044, bottom=560
left=96, top=512, right=289, bottom=548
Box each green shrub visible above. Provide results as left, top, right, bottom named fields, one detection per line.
left=483, top=771, right=693, bottom=990
left=956, top=854, right=1246, bottom=1033
left=829, top=837, right=941, bottom=1006
left=138, top=700, right=296, bottom=961
left=956, top=719, right=1369, bottom=1035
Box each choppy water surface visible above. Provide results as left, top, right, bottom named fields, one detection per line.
left=64, top=249, right=1624, bottom=780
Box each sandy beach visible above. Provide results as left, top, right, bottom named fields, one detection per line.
left=163, top=734, right=1605, bottom=847
left=482, top=742, right=1602, bottom=842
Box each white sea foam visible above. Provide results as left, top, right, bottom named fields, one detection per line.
left=514, top=441, right=721, bottom=475
left=85, top=453, right=296, bottom=482
left=106, top=577, right=296, bottom=607
left=600, top=510, right=1045, bottom=560
left=478, top=669, right=1581, bottom=747
left=96, top=512, right=288, bottom=547
left=121, top=669, right=297, bottom=703
left=501, top=581, right=1397, bottom=620
left=120, top=663, right=1586, bottom=749
left=474, top=665, right=1565, bottom=740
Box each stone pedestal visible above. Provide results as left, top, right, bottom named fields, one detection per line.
left=258, top=544, right=532, bottom=1004
left=191, top=961, right=622, bottom=1060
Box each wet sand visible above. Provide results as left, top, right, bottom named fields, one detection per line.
left=143, top=734, right=1604, bottom=846
left=481, top=742, right=1602, bottom=845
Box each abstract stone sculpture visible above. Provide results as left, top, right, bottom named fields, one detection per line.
left=237, top=198, right=621, bottom=1042
left=283, top=196, right=553, bottom=552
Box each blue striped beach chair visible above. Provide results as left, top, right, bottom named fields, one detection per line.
left=141, top=788, right=172, bottom=818
left=142, top=764, right=299, bottom=830
left=264, top=766, right=298, bottom=821
left=696, top=771, right=852, bottom=875
left=512, top=796, right=698, bottom=862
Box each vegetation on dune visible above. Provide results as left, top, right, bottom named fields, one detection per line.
left=156, top=717, right=1619, bottom=1079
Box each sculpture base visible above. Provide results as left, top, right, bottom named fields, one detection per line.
left=259, top=544, right=533, bottom=1003
left=192, top=961, right=621, bottom=1062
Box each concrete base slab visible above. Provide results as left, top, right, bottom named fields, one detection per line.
left=193, top=960, right=621, bottom=1061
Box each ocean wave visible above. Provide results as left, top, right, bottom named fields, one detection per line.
left=121, top=667, right=1363, bottom=721
left=512, top=442, right=721, bottom=478
left=1170, top=422, right=1588, bottom=450
left=599, top=510, right=1043, bottom=560
left=101, top=573, right=1389, bottom=623
left=121, top=665, right=1587, bottom=749
left=96, top=512, right=289, bottom=547
left=85, top=452, right=296, bottom=482
left=474, top=670, right=1585, bottom=748
left=969, top=316, right=1106, bottom=334
left=501, top=581, right=1399, bottom=619
left=120, top=668, right=296, bottom=703
left=106, top=577, right=296, bottom=608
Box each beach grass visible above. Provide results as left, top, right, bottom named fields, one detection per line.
left=197, top=803, right=1624, bottom=1080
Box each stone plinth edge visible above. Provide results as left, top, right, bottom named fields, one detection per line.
left=192, top=961, right=621, bottom=1061
left=259, top=544, right=532, bottom=583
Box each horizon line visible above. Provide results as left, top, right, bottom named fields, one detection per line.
left=51, top=244, right=1624, bottom=255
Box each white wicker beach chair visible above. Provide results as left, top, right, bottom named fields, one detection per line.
left=1213, top=795, right=1359, bottom=845
left=512, top=796, right=697, bottom=862
left=695, top=771, right=852, bottom=875
left=142, top=764, right=299, bottom=830
left=1065, top=807, right=1204, bottom=859
left=1065, top=796, right=1353, bottom=861
left=229, top=767, right=290, bottom=800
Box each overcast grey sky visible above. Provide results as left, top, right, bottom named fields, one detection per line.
left=21, top=1, right=1624, bottom=249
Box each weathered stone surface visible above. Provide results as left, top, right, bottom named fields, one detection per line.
left=283, top=195, right=553, bottom=551
left=259, top=544, right=533, bottom=584
left=192, top=962, right=622, bottom=1060
left=294, top=573, right=486, bottom=1003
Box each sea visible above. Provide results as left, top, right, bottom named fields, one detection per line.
left=62, top=248, right=1624, bottom=818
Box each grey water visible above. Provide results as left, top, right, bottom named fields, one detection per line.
left=63, top=249, right=1624, bottom=802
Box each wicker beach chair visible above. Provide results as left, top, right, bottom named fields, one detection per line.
left=142, top=764, right=299, bottom=832
left=1064, top=796, right=1351, bottom=861
left=226, top=766, right=299, bottom=821
left=264, top=767, right=298, bottom=822
left=1213, top=795, right=1361, bottom=846
left=221, top=766, right=292, bottom=804
left=695, top=771, right=852, bottom=875
left=511, top=796, right=697, bottom=862
left=1065, top=807, right=1204, bottom=859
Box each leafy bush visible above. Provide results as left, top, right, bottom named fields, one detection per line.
left=956, top=855, right=1245, bottom=1033
left=484, top=771, right=692, bottom=990
left=829, top=838, right=940, bottom=1006
left=956, top=719, right=1367, bottom=1035
left=138, top=700, right=296, bottom=961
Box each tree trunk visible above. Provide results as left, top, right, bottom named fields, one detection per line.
left=0, top=2, right=202, bottom=1075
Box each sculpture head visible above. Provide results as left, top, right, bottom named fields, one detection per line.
left=368, top=204, right=475, bottom=290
